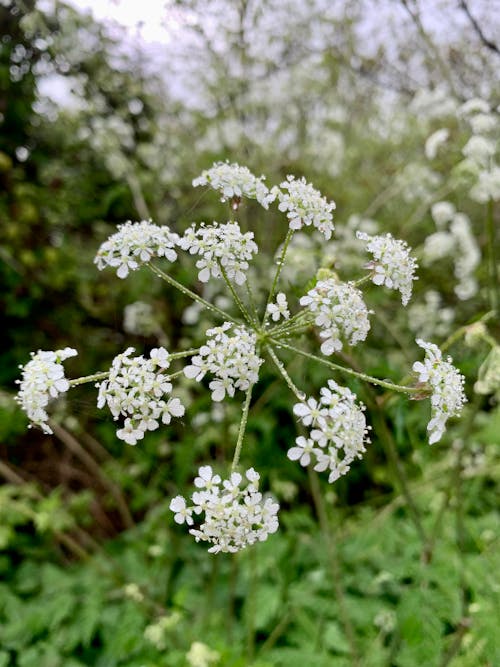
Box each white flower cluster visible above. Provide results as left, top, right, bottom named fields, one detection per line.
left=407, top=290, right=454, bottom=340
left=469, top=166, right=500, bottom=203
left=123, top=301, right=161, bottom=337
left=273, top=175, right=336, bottom=239
left=425, top=203, right=480, bottom=300
left=169, top=466, right=279, bottom=553
left=97, top=347, right=185, bottom=445
left=413, top=339, right=467, bottom=444
left=15, top=347, right=77, bottom=434
left=183, top=323, right=263, bottom=401
left=266, top=292, right=290, bottom=322
left=180, top=221, right=257, bottom=285
left=288, top=380, right=370, bottom=483
left=474, top=346, right=500, bottom=400
left=356, top=231, right=418, bottom=306
left=425, top=128, right=449, bottom=160
left=94, top=220, right=179, bottom=279
left=300, top=279, right=371, bottom=356
left=192, top=161, right=274, bottom=209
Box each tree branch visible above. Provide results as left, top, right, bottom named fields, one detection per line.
left=459, top=0, right=500, bottom=57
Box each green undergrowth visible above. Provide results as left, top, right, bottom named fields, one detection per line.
left=1, top=436, right=498, bottom=667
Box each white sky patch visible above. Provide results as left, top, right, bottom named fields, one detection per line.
left=64, top=0, right=181, bottom=44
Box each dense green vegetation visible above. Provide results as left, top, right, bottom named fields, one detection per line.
left=1, top=1, right=499, bottom=665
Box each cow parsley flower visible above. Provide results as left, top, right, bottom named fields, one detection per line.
left=425, top=128, right=449, bottom=160
left=123, top=301, right=162, bottom=337
left=459, top=98, right=490, bottom=117
left=272, top=175, right=336, bottom=239
left=94, top=220, right=179, bottom=278
left=180, top=221, right=258, bottom=285
left=300, top=279, right=371, bottom=355
left=469, top=166, right=500, bottom=203
left=431, top=201, right=455, bottom=228
left=16, top=347, right=78, bottom=434
left=266, top=292, right=290, bottom=321
left=462, top=135, right=496, bottom=167
left=170, top=466, right=279, bottom=553
left=289, top=380, right=369, bottom=483
left=356, top=231, right=418, bottom=306
left=97, top=347, right=185, bottom=445
left=413, top=339, right=467, bottom=444
left=192, top=162, right=274, bottom=209
left=184, top=323, right=263, bottom=401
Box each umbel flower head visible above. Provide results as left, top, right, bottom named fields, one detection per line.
left=413, top=339, right=467, bottom=444
left=94, top=220, right=179, bottom=278
left=288, top=380, right=370, bottom=483
left=272, top=175, right=336, bottom=239
left=15, top=347, right=77, bottom=434
left=180, top=221, right=258, bottom=285
left=300, top=279, right=371, bottom=355
left=169, top=465, right=279, bottom=553
left=192, top=161, right=275, bottom=209
left=97, top=347, right=185, bottom=445
left=183, top=323, right=263, bottom=402
left=356, top=231, right=418, bottom=306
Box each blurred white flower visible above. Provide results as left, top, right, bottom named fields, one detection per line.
left=186, top=641, right=220, bottom=667
left=431, top=201, right=455, bottom=228
left=425, top=128, right=449, bottom=160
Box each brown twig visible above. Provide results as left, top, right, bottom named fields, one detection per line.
left=459, top=0, right=500, bottom=57
left=50, top=421, right=135, bottom=529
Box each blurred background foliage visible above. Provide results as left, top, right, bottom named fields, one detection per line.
left=0, top=0, right=499, bottom=665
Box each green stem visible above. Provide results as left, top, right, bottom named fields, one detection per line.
left=68, top=348, right=198, bottom=388
left=231, top=384, right=254, bottom=472
left=168, top=348, right=201, bottom=360
left=486, top=198, right=499, bottom=314
left=352, top=273, right=373, bottom=287
left=263, top=228, right=295, bottom=326
left=440, top=310, right=495, bottom=353
left=269, top=311, right=312, bottom=337
left=269, top=339, right=420, bottom=395
left=217, top=260, right=253, bottom=325
left=166, top=369, right=186, bottom=381
left=147, top=263, right=238, bottom=324
left=265, top=345, right=304, bottom=400
left=69, top=371, right=109, bottom=387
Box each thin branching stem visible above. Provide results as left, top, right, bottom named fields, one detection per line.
left=69, top=371, right=109, bottom=387
left=265, top=344, right=303, bottom=400
left=263, top=228, right=295, bottom=326
left=269, top=339, right=421, bottom=395
left=231, top=384, right=254, bottom=472
left=147, top=262, right=238, bottom=323
left=217, top=260, right=253, bottom=325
